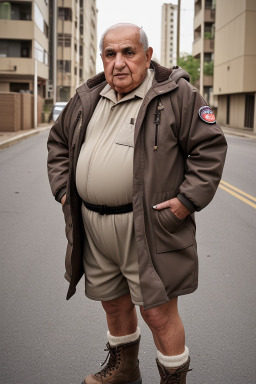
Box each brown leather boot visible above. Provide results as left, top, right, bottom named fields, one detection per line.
left=156, top=357, right=191, bottom=384
left=82, top=337, right=142, bottom=384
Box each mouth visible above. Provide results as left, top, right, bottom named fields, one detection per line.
left=114, top=73, right=129, bottom=79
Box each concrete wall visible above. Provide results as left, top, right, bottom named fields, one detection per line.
left=21, top=93, right=33, bottom=130
left=0, top=93, right=21, bottom=132
left=214, top=0, right=256, bottom=95
left=0, top=93, right=42, bottom=131
left=217, top=94, right=245, bottom=129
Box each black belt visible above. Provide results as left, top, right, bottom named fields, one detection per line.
left=83, top=201, right=133, bottom=215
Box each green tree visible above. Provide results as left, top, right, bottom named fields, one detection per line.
left=204, top=61, right=214, bottom=76
left=177, top=54, right=200, bottom=86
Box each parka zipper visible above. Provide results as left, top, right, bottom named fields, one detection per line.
left=153, top=99, right=164, bottom=151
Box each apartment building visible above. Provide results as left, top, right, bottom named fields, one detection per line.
left=214, top=0, right=256, bottom=132
left=48, top=0, right=97, bottom=102
left=161, top=3, right=178, bottom=68
left=192, top=0, right=215, bottom=104
left=0, top=0, right=49, bottom=98
left=82, top=0, right=97, bottom=82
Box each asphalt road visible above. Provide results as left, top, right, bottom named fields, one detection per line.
left=0, top=131, right=255, bottom=384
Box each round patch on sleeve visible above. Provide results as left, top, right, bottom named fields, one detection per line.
left=198, top=106, right=216, bottom=124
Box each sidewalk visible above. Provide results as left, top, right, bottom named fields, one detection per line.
left=0, top=123, right=255, bottom=150
left=0, top=123, right=51, bottom=149
left=221, top=126, right=256, bottom=140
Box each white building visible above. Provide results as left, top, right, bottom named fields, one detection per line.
left=161, top=3, right=178, bottom=67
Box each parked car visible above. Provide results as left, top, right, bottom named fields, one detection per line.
left=52, top=102, right=67, bottom=122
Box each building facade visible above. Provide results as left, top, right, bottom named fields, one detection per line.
left=161, top=3, right=178, bottom=68
left=0, top=0, right=49, bottom=98
left=213, top=0, right=256, bottom=132
left=192, top=0, right=215, bottom=104
left=48, top=0, right=97, bottom=102
left=0, top=0, right=97, bottom=104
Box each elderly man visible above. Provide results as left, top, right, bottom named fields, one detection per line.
left=47, top=23, right=227, bottom=384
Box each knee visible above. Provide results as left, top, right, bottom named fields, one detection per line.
left=102, top=294, right=135, bottom=317
left=140, top=307, right=169, bottom=332
left=140, top=299, right=178, bottom=333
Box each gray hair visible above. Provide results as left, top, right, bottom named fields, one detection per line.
left=99, top=23, right=149, bottom=54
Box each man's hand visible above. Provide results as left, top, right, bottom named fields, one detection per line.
left=61, top=194, right=67, bottom=206
left=153, top=197, right=190, bottom=220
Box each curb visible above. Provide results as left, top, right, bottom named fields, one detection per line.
left=0, top=126, right=51, bottom=149
left=221, top=127, right=256, bottom=140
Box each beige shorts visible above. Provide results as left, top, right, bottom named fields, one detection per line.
left=81, top=205, right=143, bottom=306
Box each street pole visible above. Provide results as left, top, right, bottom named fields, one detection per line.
left=34, top=58, right=37, bottom=129
left=177, top=0, right=181, bottom=64
left=53, top=0, right=57, bottom=104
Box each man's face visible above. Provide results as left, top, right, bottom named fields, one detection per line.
left=101, top=26, right=153, bottom=99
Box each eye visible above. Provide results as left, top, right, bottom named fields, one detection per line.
left=105, top=51, right=115, bottom=57
left=126, top=50, right=134, bottom=56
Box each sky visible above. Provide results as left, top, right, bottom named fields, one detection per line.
left=95, top=0, right=194, bottom=73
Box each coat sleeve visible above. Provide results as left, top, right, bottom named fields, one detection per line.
left=47, top=97, right=75, bottom=202
left=174, top=79, right=227, bottom=211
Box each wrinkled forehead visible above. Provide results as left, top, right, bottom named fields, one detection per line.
left=103, top=26, right=141, bottom=50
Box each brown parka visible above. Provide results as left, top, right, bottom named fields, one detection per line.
left=47, top=61, right=227, bottom=310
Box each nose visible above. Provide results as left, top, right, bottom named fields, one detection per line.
left=114, top=53, right=126, bottom=70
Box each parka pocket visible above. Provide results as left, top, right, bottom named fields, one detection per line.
left=151, top=191, right=195, bottom=254
left=115, top=122, right=135, bottom=147
left=62, top=202, right=73, bottom=279
left=157, top=207, right=186, bottom=234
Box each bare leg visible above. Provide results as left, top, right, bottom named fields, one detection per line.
left=140, top=297, right=185, bottom=355
left=102, top=293, right=138, bottom=336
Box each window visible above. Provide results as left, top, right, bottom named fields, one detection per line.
left=58, top=86, right=71, bottom=102
left=34, top=3, right=44, bottom=32
left=0, top=2, right=32, bottom=20
left=34, top=2, right=48, bottom=37
left=10, top=83, right=30, bottom=92
left=0, top=39, right=31, bottom=58
left=58, top=34, right=71, bottom=47
left=57, top=60, right=71, bottom=72
left=58, top=7, right=72, bottom=21
left=44, top=50, right=48, bottom=65
left=34, top=40, right=44, bottom=63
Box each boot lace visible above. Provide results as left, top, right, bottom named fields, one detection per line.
left=96, top=343, right=122, bottom=380
left=158, top=361, right=192, bottom=384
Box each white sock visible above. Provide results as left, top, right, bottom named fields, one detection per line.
left=107, top=327, right=140, bottom=347
left=157, top=346, right=189, bottom=368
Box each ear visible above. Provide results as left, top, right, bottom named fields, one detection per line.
left=145, top=47, right=153, bottom=68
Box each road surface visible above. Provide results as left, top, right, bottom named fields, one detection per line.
left=0, top=131, right=255, bottom=383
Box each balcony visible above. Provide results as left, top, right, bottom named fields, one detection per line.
left=203, top=75, right=213, bottom=87
left=0, top=19, right=34, bottom=39
left=194, top=8, right=215, bottom=31
left=193, top=38, right=202, bottom=57
left=204, top=39, right=214, bottom=52
left=205, top=9, right=215, bottom=23
left=0, top=57, right=48, bottom=79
